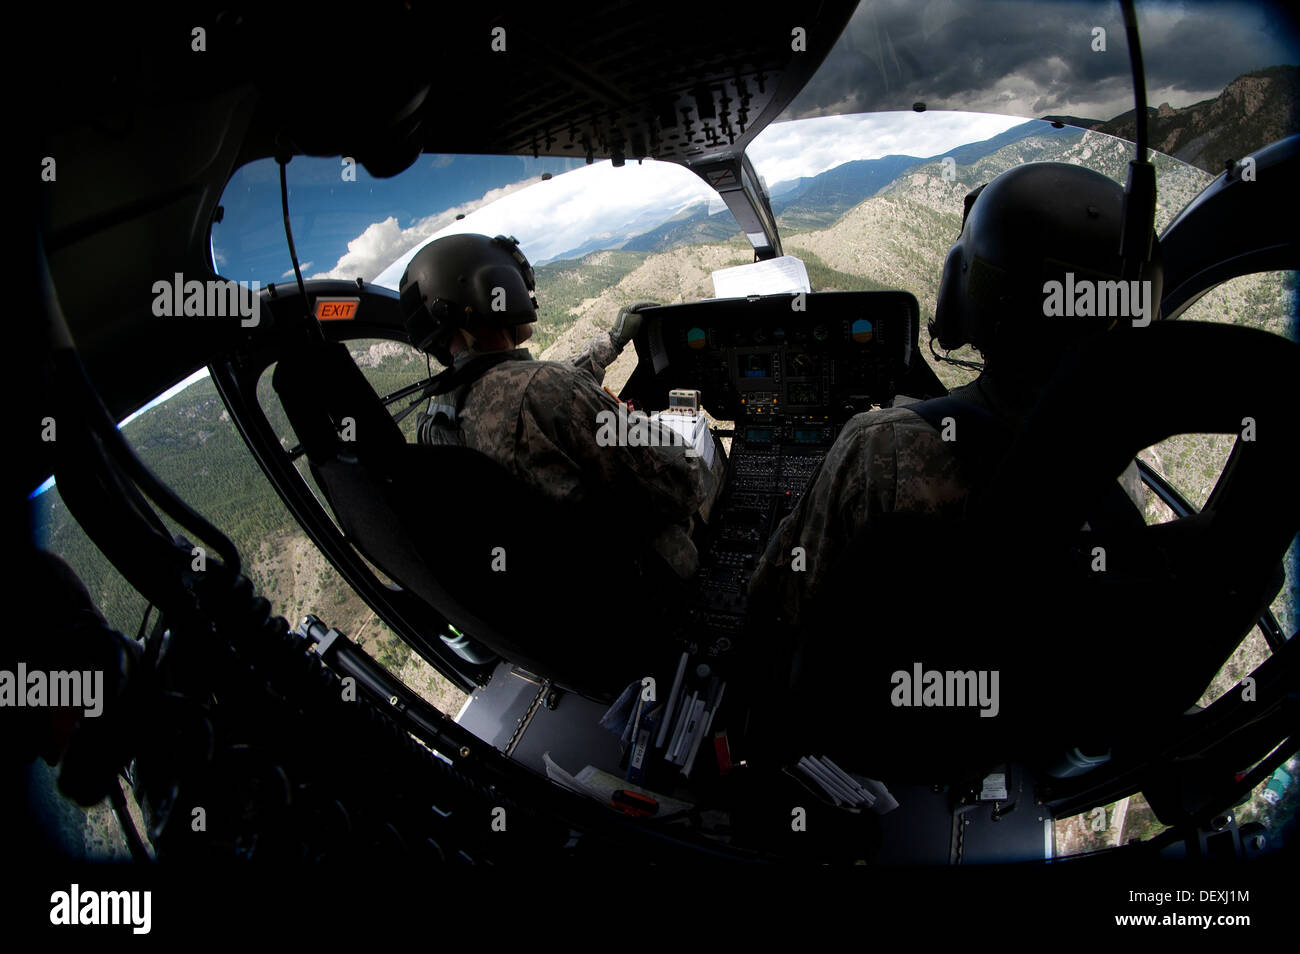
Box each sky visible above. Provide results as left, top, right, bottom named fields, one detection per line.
left=781, top=0, right=1299, bottom=122
left=747, top=111, right=1027, bottom=185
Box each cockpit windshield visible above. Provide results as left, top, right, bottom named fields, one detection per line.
left=212, top=154, right=744, bottom=291
left=214, top=103, right=1235, bottom=389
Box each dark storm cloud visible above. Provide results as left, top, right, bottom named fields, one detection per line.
left=784, top=0, right=1300, bottom=121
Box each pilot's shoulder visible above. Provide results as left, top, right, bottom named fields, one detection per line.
left=837, top=405, right=945, bottom=441
left=523, top=357, right=581, bottom=376
left=521, top=359, right=608, bottom=400
left=829, top=407, right=959, bottom=477
left=470, top=357, right=548, bottom=401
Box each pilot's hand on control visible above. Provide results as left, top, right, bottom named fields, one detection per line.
left=611, top=301, right=658, bottom=350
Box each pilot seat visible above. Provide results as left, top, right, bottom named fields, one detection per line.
left=748, top=321, right=1299, bottom=785
left=272, top=337, right=690, bottom=702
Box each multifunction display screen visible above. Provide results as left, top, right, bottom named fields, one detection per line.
left=739, top=354, right=774, bottom=378
left=788, top=383, right=819, bottom=405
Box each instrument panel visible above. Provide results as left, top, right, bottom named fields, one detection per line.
left=623, top=290, right=928, bottom=424
left=616, top=291, right=942, bottom=652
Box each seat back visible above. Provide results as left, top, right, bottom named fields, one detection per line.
left=273, top=340, right=681, bottom=699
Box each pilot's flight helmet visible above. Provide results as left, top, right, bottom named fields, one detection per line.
left=399, top=233, right=538, bottom=364
left=932, top=162, right=1163, bottom=358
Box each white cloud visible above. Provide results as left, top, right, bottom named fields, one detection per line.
left=371, top=160, right=719, bottom=288
left=308, top=177, right=538, bottom=284
left=746, top=111, right=1029, bottom=185
left=281, top=261, right=311, bottom=278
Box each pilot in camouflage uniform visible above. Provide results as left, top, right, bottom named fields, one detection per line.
left=424, top=327, right=713, bottom=578
left=749, top=383, right=990, bottom=626
left=748, top=162, right=1158, bottom=627
left=400, top=234, right=712, bottom=579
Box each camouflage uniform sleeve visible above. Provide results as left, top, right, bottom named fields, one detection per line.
left=518, top=363, right=710, bottom=526
left=747, top=408, right=968, bottom=625
left=566, top=331, right=621, bottom=387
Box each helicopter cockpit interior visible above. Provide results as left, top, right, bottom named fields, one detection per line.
left=18, top=0, right=1300, bottom=908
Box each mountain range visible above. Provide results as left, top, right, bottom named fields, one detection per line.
left=543, top=120, right=1081, bottom=263
left=1043, top=65, right=1297, bottom=174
